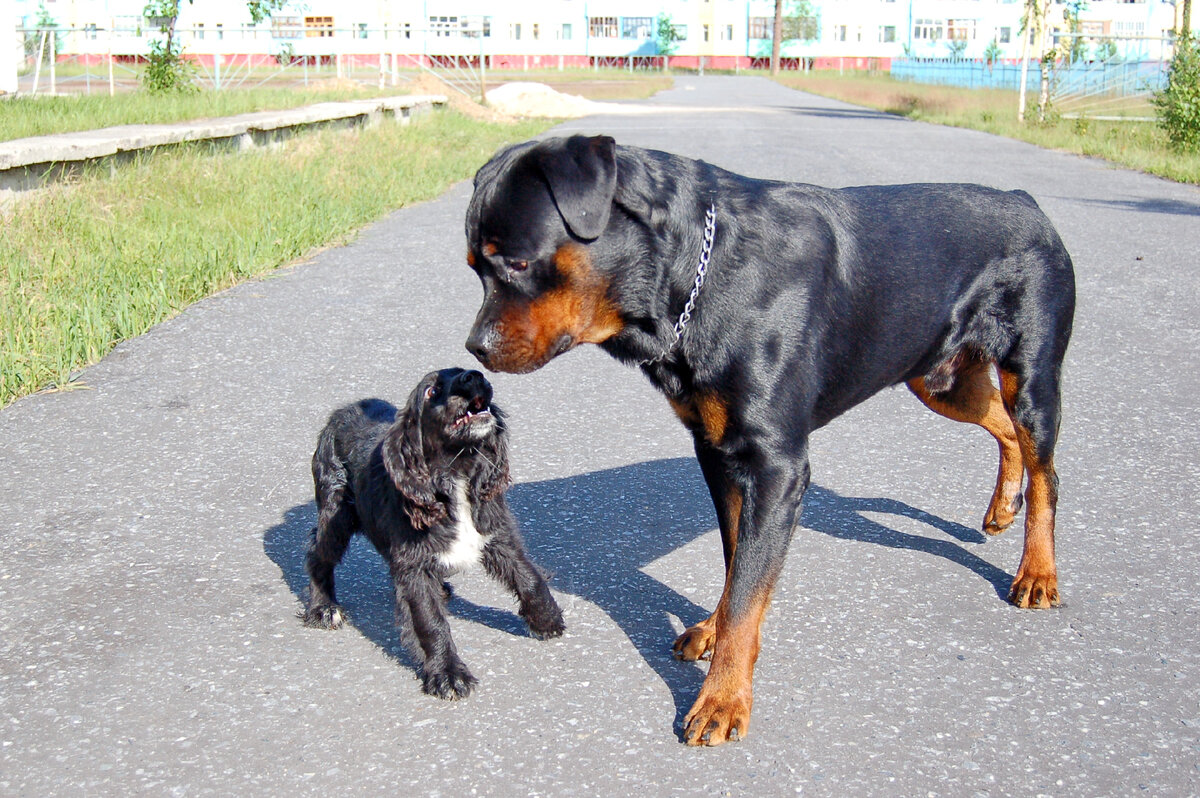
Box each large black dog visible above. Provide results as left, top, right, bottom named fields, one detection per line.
left=461, top=136, right=1074, bottom=744
left=304, top=368, right=565, bottom=699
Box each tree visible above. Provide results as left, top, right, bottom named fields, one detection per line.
left=1153, top=31, right=1200, bottom=152
left=768, top=0, right=818, bottom=71
left=655, top=13, right=682, bottom=57
left=771, top=0, right=784, bottom=75
left=141, top=0, right=196, bottom=93
left=141, top=0, right=290, bottom=93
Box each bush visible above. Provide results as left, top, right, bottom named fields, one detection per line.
left=142, top=35, right=198, bottom=94
left=1154, top=34, right=1200, bottom=153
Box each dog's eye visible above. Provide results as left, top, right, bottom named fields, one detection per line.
left=507, top=259, right=529, bottom=273
left=425, top=384, right=441, bottom=401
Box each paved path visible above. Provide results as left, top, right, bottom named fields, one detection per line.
left=2, top=76, right=1198, bottom=795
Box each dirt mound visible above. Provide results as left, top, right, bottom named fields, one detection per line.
left=482, top=82, right=602, bottom=118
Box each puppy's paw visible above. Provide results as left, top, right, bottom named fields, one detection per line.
left=524, top=602, right=566, bottom=640
left=422, top=663, right=478, bottom=700
left=302, top=603, right=346, bottom=630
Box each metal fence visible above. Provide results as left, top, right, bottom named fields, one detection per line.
left=891, top=53, right=1170, bottom=119
left=12, top=25, right=495, bottom=97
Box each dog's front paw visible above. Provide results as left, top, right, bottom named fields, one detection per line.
left=422, top=663, right=478, bottom=700
left=302, top=603, right=346, bottom=630
left=525, top=602, right=566, bottom=640
left=683, top=685, right=753, bottom=747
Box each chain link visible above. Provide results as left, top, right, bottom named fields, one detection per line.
left=641, top=202, right=716, bottom=366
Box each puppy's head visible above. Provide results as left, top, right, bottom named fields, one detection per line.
left=463, top=135, right=625, bottom=374
left=384, top=368, right=508, bottom=529
left=418, top=367, right=500, bottom=445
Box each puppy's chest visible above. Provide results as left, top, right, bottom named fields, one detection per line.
left=437, top=479, right=486, bottom=571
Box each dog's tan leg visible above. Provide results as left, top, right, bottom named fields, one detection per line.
left=908, top=358, right=1026, bottom=534
left=999, top=369, right=1061, bottom=609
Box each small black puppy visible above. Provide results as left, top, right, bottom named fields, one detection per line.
left=304, top=367, right=565, bottom=699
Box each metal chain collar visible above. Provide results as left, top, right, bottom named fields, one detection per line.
left=641, top=202, right=716, bottom=366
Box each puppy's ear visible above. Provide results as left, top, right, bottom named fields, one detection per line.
left=382, top=399, right=445, bottom=530
left=472, top=406, right=511, bottom=502
left=534, top=135, right=617, bottom=240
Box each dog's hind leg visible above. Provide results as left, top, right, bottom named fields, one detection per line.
left=394, top=572, right=478, bottom=699
left=303, top=485, right=357, bottom=629
left=908, top=356, right=1026, bottom=535
left=997, top=365, right=1063, bottom=609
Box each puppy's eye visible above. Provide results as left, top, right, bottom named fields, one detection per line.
left=425, top=384, right=441, bottom=400
left=507, top=259, right=529, bottom=273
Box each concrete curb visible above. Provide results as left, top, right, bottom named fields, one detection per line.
left=0, top=93, right=447, bottom=196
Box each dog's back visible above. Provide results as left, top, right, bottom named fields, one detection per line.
left=312, top=399, right=397, bottom=511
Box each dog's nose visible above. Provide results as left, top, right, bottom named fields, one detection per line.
left=465, top=329, right=493, bottom=367
left=452, top=369, right=490, bottom=400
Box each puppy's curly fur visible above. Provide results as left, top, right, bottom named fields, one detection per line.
left=304, top=368, right=565, bottom=699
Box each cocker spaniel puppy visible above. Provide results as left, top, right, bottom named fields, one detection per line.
left=304, top=368, right=565, bottom=699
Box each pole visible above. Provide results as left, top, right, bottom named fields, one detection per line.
left=48, top=22, right=55, bottom=93
left=32, top=29, right=45, bottom=94
left=1018, top=0, right=1033, bottom=122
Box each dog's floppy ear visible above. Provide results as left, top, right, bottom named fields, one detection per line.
left=534, top=135, right=617, bottom=240
left=382, top=382, right=446, bottom=530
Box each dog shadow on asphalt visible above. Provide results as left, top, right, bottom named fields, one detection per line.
left=264, top=456, right=1012, bottom=729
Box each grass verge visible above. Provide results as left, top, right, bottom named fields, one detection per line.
left=0, top=85, right=404, bottom=142
left=774, top=72, right=1200, bottom=184
left=0, top=109, right=551, bottom=407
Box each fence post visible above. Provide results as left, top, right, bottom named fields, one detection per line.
left=32, top=30, right=45, bottom=94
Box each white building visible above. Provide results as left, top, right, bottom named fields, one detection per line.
left=12, top=0, right=1190, bottom=65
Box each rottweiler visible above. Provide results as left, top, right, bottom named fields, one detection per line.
left=460, top=135, right=1075, bottom=746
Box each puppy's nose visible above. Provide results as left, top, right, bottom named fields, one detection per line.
left=453, top=369, right=492, bottom=407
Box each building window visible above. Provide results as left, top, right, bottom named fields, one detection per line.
left=622, top=17, right=653, bottom=39
left=703, top=23, right=710, bottom=42
left=271, top=15, right=303, bottom=39
left=721, top=24, right=733, bottom=40
left=998, top=26, right=1011, bottom=43
left=560, top=23, right=572, bottom=40
left=589, top=16, right=618, bottom=38
left=429, top=16, right=459, bottom=37
left=510, top=22, right=521, bottom=40
left=533, top=23, right=540, bottom=40
left=195, top=22, right=205, bottom=40
left=913, top=19, right=944, bottom=41
left=880, top=25, right=896, bottom=42
left=946, top=19, right=977, bottom=40
left=673, top=24, right=688, bottom=40
left=834, top=25, right=847, bottom=42
left=748, top=15, right=817, bottom=40
left=216, top=23, right=224, bottom=40
left=305, top=16, right=334, bottom=38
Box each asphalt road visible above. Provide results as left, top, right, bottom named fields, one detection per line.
left=2, top=75, right=1198, bottom=796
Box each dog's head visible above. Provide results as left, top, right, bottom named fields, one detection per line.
left=463, top=135, right=625, bottom=374
left=383, top=368, right=509, bottom=528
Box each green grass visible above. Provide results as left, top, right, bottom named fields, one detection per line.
left=0, top=109, right=551, bottom=406
left=0, top=85, right=403, bottom=141
left=774, top=72, right=1200, bottom=184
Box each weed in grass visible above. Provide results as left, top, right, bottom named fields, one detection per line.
left=0, top=110, right=550, bottom=407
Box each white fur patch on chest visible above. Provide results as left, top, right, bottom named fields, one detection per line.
left=438, top=479, right=485, bottom=571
